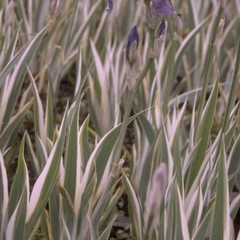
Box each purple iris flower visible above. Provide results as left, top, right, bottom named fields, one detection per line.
left=157, top=20, right=166, bottom=38
left=126, top=26, right=139, bottom=65
left=125, top=26, right=141, bottom=90
left=151, top=0, right=175, bottom=16
left=106, top=0, right=113, bottom=13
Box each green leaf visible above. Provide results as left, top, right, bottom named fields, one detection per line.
left=25, top=133, right=41, bottom=176
left=136, top=111, right=156, bottom=145
left=66, top=0, right=102, bottom=55
left=174, top=16, right=210, bottom=78
left=15, top=0, right=30, bottom=33
left=25, top=104, right=68, bottom=239
left=221, top=37, right=240, bottom=134
left=175, top=185, right=190, bottom=240
left=88, top=216, right=96, bottom=240
left=28, top=67, right=46, bottom=144
left=1, top=22, right=22, bottom=71
left=6, top=186, right=27, bottom=240
left=210, top=142, right=230, bottom=240
left=40, top=210, right=53, bottom=240
left=161, top=125, right=174, bottom=182
left=122, top=174, right=143, bottom=240
left=74, top=50, right=87, bottom=100
left=138, top=133, right=160, bottom=204
left=0, top=101, right=32, bottom=150
left=169, top=83, right=227, bottom=108
left=6, top=135, right=28, bottom=240
left=228, top=135, right=240, bottom=192
left=99, top=216, right=117, bottom=240
left=91, top=191, right=111, bottom=232
left=7, top=135, right=29, bottom=221
left=64, top=100, right=80, bottom=202
left=45, top=83, right=54, bottom=140
left=61, top=215, right=72, bottom=240
left=79, top=115, right=91, bottom=170
left=0, top=25, right=48, bottom=126
left=192, top=206, right=213, bottom=240
left=188, top=76, right=219, bottom=189
left=75, top=174, right=96, bottom=237
left=98, top=187, right=124, bottom=231
left=79, top=103, right=148, bottom=196
left=230, top=194, right=240, bottom=220
left=0, top=151, right=8, bottom=238
left=186, top=187, right=203, bottom=237
left=58, top=185, right=75, bottom=234
left=49, top=187, right=61, bottom=240
left=169, top=102, right=187, bottom=194
left=225, top=116, right=238, bottom=151
left=79, top=124, right=121, bottom=195
left=167, top=183, right=190, bottom=240
left=90, top=40, right=112, bottom=136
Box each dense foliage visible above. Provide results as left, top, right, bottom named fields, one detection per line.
left=0, top=0, right=240, bottom=239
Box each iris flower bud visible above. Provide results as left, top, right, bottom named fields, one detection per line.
left=157, top=20, right=166, bottom=37
left=126, top=26, right=139, bottom=65
left=106, top=0, right=113, bottom=13
left=149, top=20, right=166, bottom=58
left=125, top=26, right=141, bottom=91
left=139, top=0, right=175, bottom=29
left=148, top=163, right=168, bottom=213
left=138, top=2, right=161, bottom=29
left=151, top=0, right=175, bottom=16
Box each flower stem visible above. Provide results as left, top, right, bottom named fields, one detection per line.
left=113, top=90, right=135, bottom=163
left=113, top=29, right=155, bottom=163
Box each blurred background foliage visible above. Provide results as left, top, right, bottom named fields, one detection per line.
left=0, top=0, right=240, bottom=239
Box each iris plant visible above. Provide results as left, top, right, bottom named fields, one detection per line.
left=151, top=0, right=175, bottom=16
left=106, top=0, right=113, bottom=13
left=125, top=26, right=141, bottom=91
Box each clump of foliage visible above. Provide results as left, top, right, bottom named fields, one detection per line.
left=0, top=0, right=240, bottom=239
